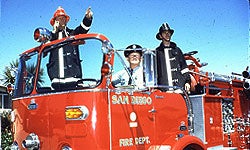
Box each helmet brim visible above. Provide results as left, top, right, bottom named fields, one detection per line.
left=124, top=50, right=142, bottom=57
left=156, top=29, right=174, bottom=40
left=50, top=15, right=70, bottom=26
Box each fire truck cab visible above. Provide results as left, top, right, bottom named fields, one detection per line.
left=10, top=31, right=249, bottom=150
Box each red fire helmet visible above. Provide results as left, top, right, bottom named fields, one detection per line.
left=50, top=6, right=70, bottom=26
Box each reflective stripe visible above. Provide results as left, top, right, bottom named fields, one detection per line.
left=172, top=79, right=178, bottom=83
left=58, top=32, right=64, bottom=78
left=164, top=48, right=173, bottom=87
left=171, top=68, right=178, bottom=72
left=81, top=22, right=91, bottom=30
left=63, top=29, right=69, bottom=37
left=181, top=68, right=189, bottom=74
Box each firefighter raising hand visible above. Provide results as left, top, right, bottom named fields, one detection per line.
left=50, top=6, right=93, bottom=41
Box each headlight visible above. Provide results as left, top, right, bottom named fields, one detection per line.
left=22, top=133, right=40, bottom=149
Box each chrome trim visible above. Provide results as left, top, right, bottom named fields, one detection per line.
left=10, top=141, right=20, bottom=150
left=62, top=145, right=72, bottom=150
left=22, top=133, right=40, bottom=149
left=28, top=99, right=38, bottom=110
left=12, top=88, right=109, bottom=101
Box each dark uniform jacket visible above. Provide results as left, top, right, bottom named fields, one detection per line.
left=156, top=42, right=190, bottom=90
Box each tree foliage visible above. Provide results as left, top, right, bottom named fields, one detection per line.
left=1, top=110, right=12, bottom=149
left=2, top=60, right=18, bottom=86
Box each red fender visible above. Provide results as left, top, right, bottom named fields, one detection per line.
left=149, top=135, right=206, bottom=150
left=171, top=135, right=206, bottom=150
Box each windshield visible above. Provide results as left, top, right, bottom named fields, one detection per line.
left=37, top=39, right=104, bottom=92
left=14, top=51, right=38, bottom=97
left=14, top=38, right=105, bottom=97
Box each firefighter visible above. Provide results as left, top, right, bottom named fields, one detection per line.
left=112, top=44, right=144, bottom=88
left=47, top=6, right=93, bottom=89
left=50, top=6, right=93, bottom=40
left=155, top=23, right=191, bottom=92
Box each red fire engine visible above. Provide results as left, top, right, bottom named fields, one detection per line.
left=10, top=28, right=249, bottom=149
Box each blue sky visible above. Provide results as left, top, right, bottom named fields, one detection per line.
left=0, top=0, right=249, bottom=83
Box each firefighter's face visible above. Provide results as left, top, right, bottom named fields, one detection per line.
left=127, top=52, right=141, bottom=65
left=160, top=30, right=172, bottom=41
left=55, top=15, right=67, bottom=28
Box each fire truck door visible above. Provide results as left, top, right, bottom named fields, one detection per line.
left=109, top=90, right=155, bottom=149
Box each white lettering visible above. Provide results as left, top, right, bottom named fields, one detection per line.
left=119, top=136, right=150, bottom=147
left=131, top=96, right=152, bottom=105
left=135, top=136, right=150, bottom=145
left=112, top=95, right=152, bottom=105
left=112, top=95, right=129, bottom=104
left=119, top=138, right=133, bottom=147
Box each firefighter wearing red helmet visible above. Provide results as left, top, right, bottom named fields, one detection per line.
left=46, top=6, right=93, bottom=84
left=50, top=6, right=93, bottom=40
left=156, top=23, right=191, bottom=92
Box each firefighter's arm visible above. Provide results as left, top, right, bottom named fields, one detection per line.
left=178, top=47, right=191, bottom=92
left=182, top=69, right=191, bottom=92
left=82, top=7, right=93, bottom=27
left=72, top=7, right=93, bottom=35
left=80, top=7, right=93, bottom=32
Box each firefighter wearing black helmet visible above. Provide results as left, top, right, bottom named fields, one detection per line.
left=112, top=44, right=144, bottom=88
left=156, top=23, right=191, bottom=92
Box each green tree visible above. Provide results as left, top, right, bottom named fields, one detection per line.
left=2, top=59, right=18, bottom=86
left=2, top=59, right=44, bottom=87
left=1, top=60, right=17, bottom=149
left=1, top=110, right=12, bottom=149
